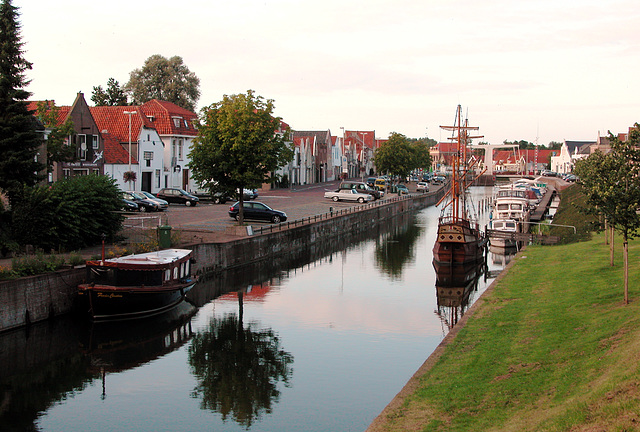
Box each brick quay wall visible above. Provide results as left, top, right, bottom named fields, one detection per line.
left=0, top=190, right=444, bottom=333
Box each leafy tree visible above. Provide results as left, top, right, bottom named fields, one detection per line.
left=373, top=132, right=418, bottom=180
left=125, top=54, right=200, bottom=111
left=189, top=90, right=293, bottom=224
left=573, top=124, right=640, bottom=304
left=0, top=0, right=43, bottom=206
left=91, top=77, right=128, bottom=106
left=11, top=175, right=124, bottom=251
left=548, top=141, right=562, bottom=150
left=35, top=101, right=76, bottom=172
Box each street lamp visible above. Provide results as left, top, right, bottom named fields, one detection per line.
left=123, top=110, right=137, bottom=190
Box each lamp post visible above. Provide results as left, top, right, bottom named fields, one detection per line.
left=123, top=110, right=137, bottom=190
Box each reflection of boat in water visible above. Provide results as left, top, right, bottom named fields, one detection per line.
left=78, top=249, right=197, bottom=320
left=433, top=105, right=487, bottom=266
left=433, top=260, right=485, bottom=328
left=489, top=244, right=518, bottom=268
left=80, top=300, right=197, bottom=373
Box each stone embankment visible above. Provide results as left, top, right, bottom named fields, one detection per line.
left=0, top=189, right=444, bottom=333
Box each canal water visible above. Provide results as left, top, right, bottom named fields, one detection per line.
left=1, top=187, right=516, bottom=432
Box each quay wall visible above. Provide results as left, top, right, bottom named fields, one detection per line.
left=0, top=192, right=443, bottom=333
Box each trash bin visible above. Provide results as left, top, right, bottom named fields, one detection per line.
left=158, top=225, right=172, bottom=249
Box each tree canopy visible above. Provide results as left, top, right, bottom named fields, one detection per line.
left=189, top=90, right=293, bottom=224
left=574, top=124, right=640, bottom=303
left=35, top=101, right=76, bottom=172
left=91, top=77, right=128, bottom=106
left=0, top=0, right=42, bottom=206
left=124, top=54, right=200, bottom=111
left=373, top=132, right=432, bottom=179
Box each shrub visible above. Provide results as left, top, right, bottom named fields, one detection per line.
left=11, top=252, right=66, bottom=276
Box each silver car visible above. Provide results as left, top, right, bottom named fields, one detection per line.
left=140, top=191, right=169, bottom=211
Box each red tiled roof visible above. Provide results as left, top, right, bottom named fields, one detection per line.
left=27, top=100, right=70, bottom=125
left=89, top=106, right=152, bottom=143
left=139, top=99, right=198, bottom=136
left=102, top=132, right=138, bottom=164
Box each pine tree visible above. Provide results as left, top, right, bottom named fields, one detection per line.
left=0, top=0, right=42, bottom=206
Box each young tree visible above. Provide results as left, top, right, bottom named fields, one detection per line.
left=574, top=124, right=640, bottom=304
left=0, top=0, right=43, bottom=206
left=35, top=101, right=76, bottom=172
left=189, top=90, right=293, bottom=225
left=373, top=132, right=416, bottom=180
left=125, top=55, right=200, bottom=111
left=91, top=77, right=128, bottom=106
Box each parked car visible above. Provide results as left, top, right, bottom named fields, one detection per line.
left=431, top=175, right=446, bottom=185
left=339, top=181, right=383, bottom=200
left=416, top=181, right=429, bottom=192
left=139, top=191, right=169, bottom=211
left=228, top=201, right=287, bottom=223
left=396, top=184, right=409, bottom=195
left=121, top=198, right=139, bottom=212
left=122, top=191, right=161, bottom=212
left=374, top=178, right=388, bottom=191
left=156, top=188, right=200, bottom=206
left=324, top=188, right=373, bottom=203
left=242, top=188, right=259, bottom=200
left=366, top=177, right=377, bottom=187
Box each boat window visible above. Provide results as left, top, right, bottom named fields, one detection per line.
left=173, top=267, right=178, bottom=279
left=180, top=263, right=185, bottom=278
left=185, top=260, right=190, bottom=276
left=494, top=222, right=503, bottom=228
left=512, top=204, right=522, bottom=210
left=497, top=204, right=509, bottom=210
left=506, top=222, right=516, bottom=228
left=165, top=269, right=171, bottom=281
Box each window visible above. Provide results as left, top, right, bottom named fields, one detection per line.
left=92, top=135, right=99, bottom=149
left=172, top=117, right=182, bottom=128
left=77, top=135, right=87, bottom=161
left=172, top=139, right=177, bottom=158
left=178, top=139, right=183, bottom=160
left=184, top=119, right=189, bottom=129
left=156, top=169, right=161, bottom=188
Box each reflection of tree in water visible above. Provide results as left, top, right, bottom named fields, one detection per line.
left=188, top=309, right=293, bottom=428
left=374, top=218, right=423, bottom=279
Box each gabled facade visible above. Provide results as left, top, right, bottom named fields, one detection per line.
left=343, top=130, right=376, bottom=178
left=30, top=93, right=105, bottom=182
left=90, top=106, right=165, bottom=192
left=139, top=100, right=199, bottom=191
left=292, top=130, right=332, bottom=183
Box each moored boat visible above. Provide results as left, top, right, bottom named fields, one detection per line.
left=78, top=249, right=197, bottom=321
left=433, top=105, right=487, bottom=266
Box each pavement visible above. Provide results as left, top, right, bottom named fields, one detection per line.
left=1, top=179, right=430, bottom=270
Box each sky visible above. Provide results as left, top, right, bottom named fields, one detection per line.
left=15, top=0, right=640, bottom=146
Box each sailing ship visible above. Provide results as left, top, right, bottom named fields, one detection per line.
left=433, top=105, right=487, bottom=265
left=77, top=249, right=197, bottom=321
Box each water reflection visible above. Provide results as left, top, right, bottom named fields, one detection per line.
left=374, top=215, right=423, bottom=279
left=188, top=293, right=293, bottom=428
left=433, top=259, right=487, bottom=329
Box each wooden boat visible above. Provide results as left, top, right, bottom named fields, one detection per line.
left=488, top=218, right=519, bottom=248
left=433, top=105, right=487, bottom=265
left=78, top=249, right=197, bottom=321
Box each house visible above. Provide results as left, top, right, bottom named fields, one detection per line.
left=90, top=106, right=165, bottom=192
left=551, top=140, right=595, bottom=174
left=343, top=130, right=376, bottom=178
left=292, top=130, right=333, bottom=183
left=29, top=93, right=105, bottom=182
left=138, top=100, right=199, bottom=192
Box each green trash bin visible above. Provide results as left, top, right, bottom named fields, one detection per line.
left=158, top=225, right=172, bottom=249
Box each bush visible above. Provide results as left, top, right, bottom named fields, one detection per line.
left=11, top=252, right=66, bottom=276
left=11, top=175, right=125, bottom=251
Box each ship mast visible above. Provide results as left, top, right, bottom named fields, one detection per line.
left=439, top=105, right=482, bottom=223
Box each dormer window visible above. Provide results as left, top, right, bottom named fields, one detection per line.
left=172, top=116, right=182, bottom=128
left=184, top=119, right=189, bottom=129
left=146, top=115, right=155, bottom=122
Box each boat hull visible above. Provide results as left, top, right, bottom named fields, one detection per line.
left=433, top=220, right=485, bottom=266
left=78, top=280, right=196, bottom=321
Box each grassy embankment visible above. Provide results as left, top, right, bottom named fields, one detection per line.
left=372, top=185, right=640, bottom=431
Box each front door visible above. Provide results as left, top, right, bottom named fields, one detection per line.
left=182, top=169, right=189, bottom=190
left=142, top=172, right=152, bottom=192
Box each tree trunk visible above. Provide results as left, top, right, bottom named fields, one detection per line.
left=238, top=188, right=245, bottom=226
left=624, top=237, right=629, bottom=305
left=610, top=226, right=615, bottom=267
left=605, top=218, right=609, bottom=245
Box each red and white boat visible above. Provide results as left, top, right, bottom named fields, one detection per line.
left=78, top=249, right=197, bottom=321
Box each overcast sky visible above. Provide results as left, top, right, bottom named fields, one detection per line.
left=16, top=0, right=640, bottom=145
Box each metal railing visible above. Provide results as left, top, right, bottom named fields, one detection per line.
left=250, top=193, right=415, bottom=235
